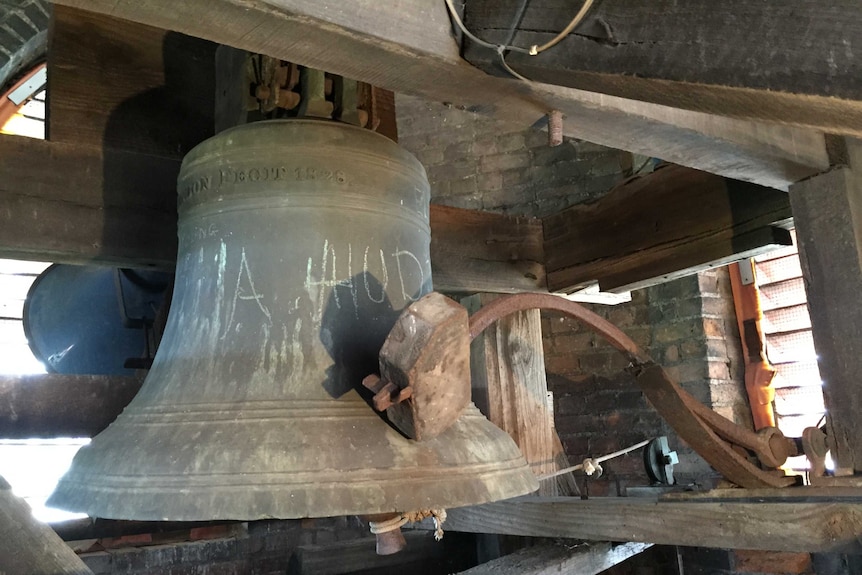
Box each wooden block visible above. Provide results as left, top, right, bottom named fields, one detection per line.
left=432, top=205, right=545, bottom=294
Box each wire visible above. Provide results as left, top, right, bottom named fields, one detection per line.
left=537, top=438, right=652, bottom=481
left=443, top=0, right=596, bottom=82
left=443, top=0, right=531, bottom=54
left=497, top=47, right=531, bottom=81
left=529, top=0, right=595, bottom=55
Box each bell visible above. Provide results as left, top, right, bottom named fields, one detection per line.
left=48, top=120, right=537, bottom=521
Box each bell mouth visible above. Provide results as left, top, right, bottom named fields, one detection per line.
left=47, top=404, right=537, bottom=521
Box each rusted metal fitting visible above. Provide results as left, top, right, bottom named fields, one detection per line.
left=548, top=110, right=563, bottom=147
left=365, top=512, right=408, bottom=556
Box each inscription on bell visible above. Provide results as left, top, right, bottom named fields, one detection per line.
left=180, top=165, right=349, bottom=207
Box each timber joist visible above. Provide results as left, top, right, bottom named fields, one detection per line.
left=48, top=1, right=830, bottom=190
left=462, top=0, right=862, bottom=136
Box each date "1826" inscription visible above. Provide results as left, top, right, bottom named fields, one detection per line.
left=181, top=166, right=348, bottom=204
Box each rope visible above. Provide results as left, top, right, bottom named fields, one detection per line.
left=368, top=515, right=408, bottom=534
left=538, top=438, right=652, bottom=481
left=369, top=508, right=448, bottom=541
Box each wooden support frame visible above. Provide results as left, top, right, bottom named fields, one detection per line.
left=1, top=475, right=93, bottom=575
left=463, top=293, right=576, bottom=496
left=789, top=148, right=862, bottom=474
left=0, top=374, right=143, bottom=438
left=442, top=496, right=862, bottom=553
left=456, top=541, right=652, bottom=575
left=543, top=165, right=794, bottom=293
left=463, top=1, right=862, bottom=136
left=50, top=0, right=830, bottom=190
left=0, top=134, right=544, bottom=294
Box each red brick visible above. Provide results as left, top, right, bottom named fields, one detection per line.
left=190, top=525, right=232, bottom=541
left=99, top=532, right=154, bottom=549
left=733, top=550, right=812, bottom=574
left=703, top=317, right=727, bottom=338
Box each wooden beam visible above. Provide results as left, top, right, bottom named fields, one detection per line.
left=543, top=165, right=794, bottom=293
left=0, top=374, right=143, bottom=438
left=50, top=0, right=829, bottom=190
left=0, top=135, right=179, bottom=268
left=443, top=497, right=862, bottom=553
left=463, top=293, right=576, bottom=496
left=433, top=206, right=545, bottom=294
left=0, top=135, right=543, bottom=291
left=48, top=6, right=221, bottom=158
left=0, top=475, right=93, bottom=575
left=456, top=541, right=652, bottom=575
left=789, top=144, right=862, bottom=473
left=463, top=1, right=862, bottom=136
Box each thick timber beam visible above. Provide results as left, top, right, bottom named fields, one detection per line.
left=789, top=140, right=862, bottom=473
left=464, top=1, right=862, bottom=136
left=444, top=496, right=862, bottom=553
left=544, top=165, right=794, bottom=293
left=456, top=541, right=652, bottom=575
left=0, top=135, right=544, bottom=294
left=49, top=1, right=829, bottom=190
left=0, top=374, right=143, bottom=438
left=1, top=475, right=93, bottom=575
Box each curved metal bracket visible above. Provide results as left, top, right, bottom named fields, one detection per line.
left=468, top=293, right=794, bottom=489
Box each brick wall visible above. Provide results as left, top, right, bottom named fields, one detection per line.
left=543, top=268, right=749, bottom=495
left=396, top=94, right=628, bottom=216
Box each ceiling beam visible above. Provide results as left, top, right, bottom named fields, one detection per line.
left=50, top=0, right=829, bottom=190
left=464, top=1, right=862, bottom=136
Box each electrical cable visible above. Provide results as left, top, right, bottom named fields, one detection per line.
left=443, top=0, right=596, bottom=81
left=528, top=0, right=595, bottom=55
left=443, top=0, right=530, bottom=54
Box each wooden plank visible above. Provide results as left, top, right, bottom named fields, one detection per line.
left=0, top=475, right=93, bottom=575
left=543, top=165, right=794, bottom=293
left=48, top=6, right=220, bottom=157
left=463, top=294, right=575, bottom=496
left=456, top=541, right=651, bottom=575
left=0, top=135, right=541, bottom=293
left=0, top=134, right=179, bottom=268
left=50, top=0, right=830, bottom=190
left=789, top=161, right=862, bottom=474
left=464, top=1, right=862, bottom=136
left=0, top=374, right=143, bottom=438
left=443, top=497, right=862, bottom=553
left=431, top=205, right=545, bottom=294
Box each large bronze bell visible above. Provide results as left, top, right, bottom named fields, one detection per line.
left=48, top=120, right=537, bottom=521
